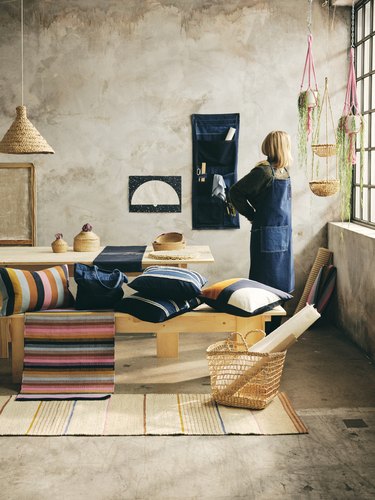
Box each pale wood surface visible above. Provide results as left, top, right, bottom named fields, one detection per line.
left=8, top=306, right=286, bottom=383
left=0, top=245, right=214, bottom=270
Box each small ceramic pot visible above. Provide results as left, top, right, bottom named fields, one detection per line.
left=305, top=88, right=318, bottom=108
left=345, top=114, right=362, bottom=135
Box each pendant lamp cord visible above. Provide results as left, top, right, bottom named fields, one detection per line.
left=21, top=0, right=24, bottom=105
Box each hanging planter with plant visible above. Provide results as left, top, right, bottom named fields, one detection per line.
left=298, top=33, right=320, bottom=169
left=337, top=47, right=365, bottom=221
left=309, top=77, right=339, bottom=197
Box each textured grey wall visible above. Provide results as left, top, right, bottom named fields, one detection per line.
left=328, top=222, right=375, bottom=360
left=0, top=0, right=349, bottom=302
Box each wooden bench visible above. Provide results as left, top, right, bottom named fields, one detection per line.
left=6, top=304, right=286, bottom=383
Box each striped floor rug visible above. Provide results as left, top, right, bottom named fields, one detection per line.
left=17, top=311, right=115, bottom=398
left=0, top=393, right=307, bottom=436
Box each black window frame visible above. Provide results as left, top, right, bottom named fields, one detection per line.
left=353, top=0, right=375, bottom=227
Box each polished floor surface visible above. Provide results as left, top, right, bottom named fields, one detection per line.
left=1, top=321, right=374, bottom=499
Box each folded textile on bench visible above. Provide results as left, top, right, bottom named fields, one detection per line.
left=93, top=245, right=146, bottom=273
left=16, top=311, right=115, bottom=400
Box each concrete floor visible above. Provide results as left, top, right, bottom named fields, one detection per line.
left=0, top=321, right=375, bottom=499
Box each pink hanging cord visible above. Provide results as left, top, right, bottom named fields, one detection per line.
left=343, top=48, right=360, bottom=164
left=343, top=48, right=359, bottom=116
left=300, top=34, right=319, bottom=138
left=300, top=34, right=318, bottom=92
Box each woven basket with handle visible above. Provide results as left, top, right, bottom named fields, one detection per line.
left=206, top=331, right=287, bottom=410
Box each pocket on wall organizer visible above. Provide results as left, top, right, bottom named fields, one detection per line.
left=260, top=225, right=289, bottom=253
left=194, top=199, right=224, bottom=227
left=197, top=140, right=236, bottom=167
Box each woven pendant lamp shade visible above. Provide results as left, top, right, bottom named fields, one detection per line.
left=0, top=105, right=54, bottom=154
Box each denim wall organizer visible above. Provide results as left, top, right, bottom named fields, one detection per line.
left=191, top=113, right=240, bottom=229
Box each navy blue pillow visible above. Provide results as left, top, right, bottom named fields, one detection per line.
left=128, top=266, right=207, bottom=300
left=115, top=294, right=202, bottom=323
left=200, top=278, right=292, bottom=317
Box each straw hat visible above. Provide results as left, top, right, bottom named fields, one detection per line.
left=0, top=106, right=54, bottom=154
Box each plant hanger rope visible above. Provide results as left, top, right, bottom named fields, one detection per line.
left=300, top=34, right=319, bottom=137
left=312, top=77, right=338, bottom=179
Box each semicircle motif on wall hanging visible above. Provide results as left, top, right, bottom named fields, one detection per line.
left=129, top=176, right=181, bottom=213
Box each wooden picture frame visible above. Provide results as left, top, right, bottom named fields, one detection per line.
left=0, top=163, right=36, bottom=246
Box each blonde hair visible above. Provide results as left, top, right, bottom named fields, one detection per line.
left=261, top=131, right=292, bottom=168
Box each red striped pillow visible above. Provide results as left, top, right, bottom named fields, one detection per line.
left=0, top=265, right=73, bottom=316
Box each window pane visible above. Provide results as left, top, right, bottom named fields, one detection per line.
left=357, top=7, right=363, bottom=42
left=355, top=149, right=368, bottom=185
left=364, top=39, right=370, bottom=74
left=357, top=43, right=363, bottom=78
left=354, top=186, right=361, bottom=218
left=365, top=1, right=371, bottom=37
left=363, top=149, right=369, bottom=186
left=364, top=77, right=370, bottom=112
left=358, top=79, right=364, bottom=112
left=371, top=190, right=375, bottom=222
left=362, top=187, right=369, bottom=220
left=370, top=76, right=375, bottom=109
left=371, top=114, right=375, bottom=148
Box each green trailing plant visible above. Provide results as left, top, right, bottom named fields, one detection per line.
left=336, top=114, right=365, bottom=222
left=298, top=90, right=320, bottom=169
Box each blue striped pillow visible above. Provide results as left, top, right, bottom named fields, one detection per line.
left=128, top=266, right=207, bottom=300
left=115, top=294, right=202, bottom=323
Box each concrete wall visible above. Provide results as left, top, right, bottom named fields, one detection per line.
left=328, top=222, right=375, bottom=361
left=0, top=1, right=349, bottom=305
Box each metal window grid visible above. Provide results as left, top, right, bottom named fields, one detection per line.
left=353, top=0, right=375, bottom=227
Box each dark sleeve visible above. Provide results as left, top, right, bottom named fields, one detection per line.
left=229, top=166, right=272, bottom=221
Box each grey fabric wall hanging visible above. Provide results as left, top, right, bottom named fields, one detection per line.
left=129, top=176, right=181, bottom=213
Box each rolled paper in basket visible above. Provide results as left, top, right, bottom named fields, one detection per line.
left=214, top=334, right=297, bottom=400
left=250, top=304, right=321, bottom=354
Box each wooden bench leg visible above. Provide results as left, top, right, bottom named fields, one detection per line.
left=10, top=316, right=25, bottom=384
left=156, top=332, right=179, bottom=358
left=0, top=318, right=10, bottom=359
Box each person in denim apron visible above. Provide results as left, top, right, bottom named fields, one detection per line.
left=229, top=131, right=294, bottom=330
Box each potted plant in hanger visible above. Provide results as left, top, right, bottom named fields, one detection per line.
left=337, top=48, right=365, bottom=221
left=298, top=34, right=320, bottom=169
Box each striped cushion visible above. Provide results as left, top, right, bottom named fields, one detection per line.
left=0, top=265, right=72, bottom=316
left=201, top=278, right=292, bottom=317
left=128, top=266, right=207, bottom=300
left=115, top=293, right=201, bottom=323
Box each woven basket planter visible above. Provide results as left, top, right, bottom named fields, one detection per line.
left=311, top=143, right=336, bottom=157
left=152, top=232, right=186, bottom=251
left=309, top=179, right=340, bottom=197
left=206, top=332, right=287, bottom=410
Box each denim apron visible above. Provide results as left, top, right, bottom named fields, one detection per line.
left=249, top=167, right=295, bottom=293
